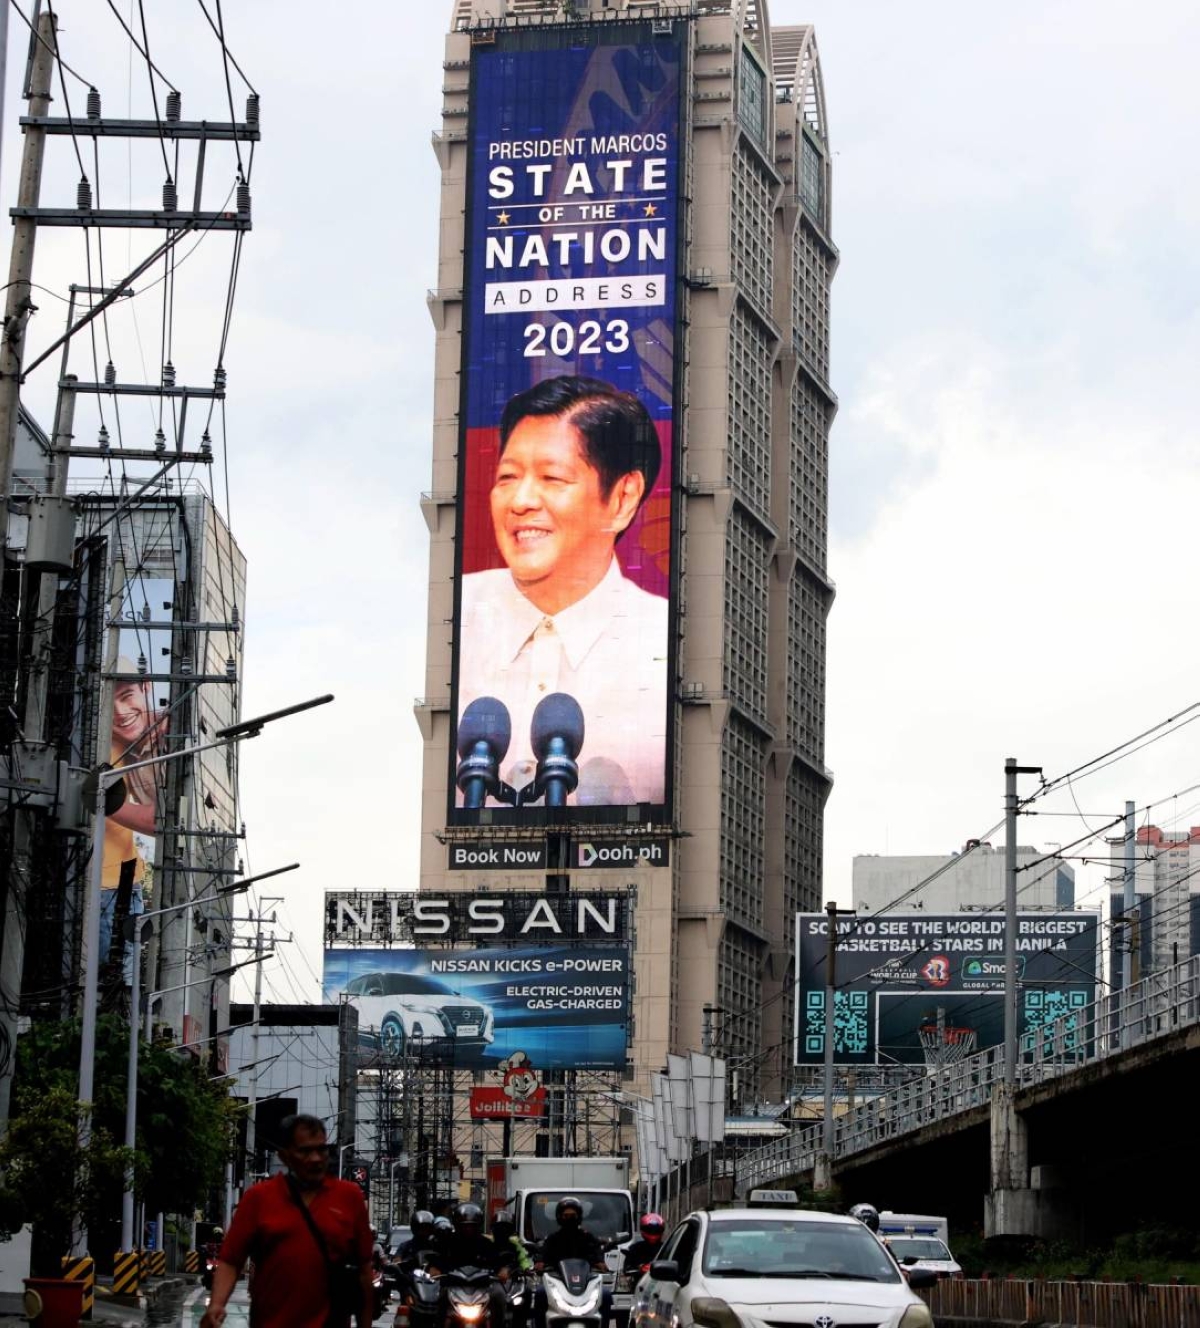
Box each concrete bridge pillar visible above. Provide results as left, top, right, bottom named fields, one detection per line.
left=985, top=1084, right=1078, bottom=1239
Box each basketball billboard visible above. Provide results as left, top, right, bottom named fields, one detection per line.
left=449, top=21, right=685, bottom=829
left=793, top=912, right=1099, bottom=1066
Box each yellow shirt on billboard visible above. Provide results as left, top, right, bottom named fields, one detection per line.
left=103, top=743, right=148, bottom=890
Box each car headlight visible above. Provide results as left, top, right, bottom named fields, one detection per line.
left=691, top=1299, right=742, bottom=1328
left=900, top=1304, right=933, bottom=1328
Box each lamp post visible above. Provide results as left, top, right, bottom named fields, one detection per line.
left=73, top=694, right=332, bottom=1257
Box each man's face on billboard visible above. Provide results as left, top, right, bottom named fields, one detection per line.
left=112, top=680, right=155, bottom=746
left=490, top=414, right=644, bottom=615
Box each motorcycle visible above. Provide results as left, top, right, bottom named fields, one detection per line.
left=542, top=1258, right=606, bottom=1328
left=441, top=1265, right=496, bottom=1328
left=201, top=1252, right=219, bottom=1291
left=372, top=1264, right=389, bottom=1320
left=503, top=1269, right=533, bottom=1328
left=391, top=1257, right=443, bottom=1328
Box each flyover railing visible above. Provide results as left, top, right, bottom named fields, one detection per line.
left=922, top=1277, right=1200, bottom=1328
left=737, top=955, right=1200, bottom=1194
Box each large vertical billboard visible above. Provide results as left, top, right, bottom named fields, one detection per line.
left=793, top=912, right=1100, bottom=1067
left=101, top=576, right=173, bottom=970
left=449, top=24, right=684, bottom=828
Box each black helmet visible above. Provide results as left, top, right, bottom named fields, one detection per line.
left=555, top=1196, right=584, bottom=1226
left=492, top=1212, right=515, bottom=1241
left=454, top=1202, right=485, bottom=1235
left=434, top=1216, right=454, bottom=1234
left=849, top=1203, right=880, bottom=1233
left=412, top=1210, right=435, bottom=1237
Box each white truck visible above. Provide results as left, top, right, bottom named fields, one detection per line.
left=877, top=1212, right=962, bottom=1280
left=494, top=1157, right=635, bottom=1324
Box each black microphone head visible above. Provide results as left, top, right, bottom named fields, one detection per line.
left=457, top=696, right=512, bottom=762
left=531, top=692, right=585, bottom=761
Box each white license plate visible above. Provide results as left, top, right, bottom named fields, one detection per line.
left=457, top=1025, right=479, bottom=1037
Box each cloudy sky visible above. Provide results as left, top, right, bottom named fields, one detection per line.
left=4, top=1, right=1198, bottom=1004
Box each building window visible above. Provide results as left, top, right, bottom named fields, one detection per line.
left=738, top=45, right=766, bottom=144
left=800, top=135, right=824, bottom=224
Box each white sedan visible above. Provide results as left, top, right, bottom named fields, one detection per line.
left=632, top=1206, right=936, bottom=1328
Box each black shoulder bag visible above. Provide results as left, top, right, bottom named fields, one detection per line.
left=285, top=1175, right=363, bottom=1327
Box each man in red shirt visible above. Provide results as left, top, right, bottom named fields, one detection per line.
left=201, top=1114, right=374, bottom=1328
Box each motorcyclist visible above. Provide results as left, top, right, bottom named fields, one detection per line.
left=432, top=1202, right=507, bottom=1327
left=534, top=1197, right=611, bottom=1328
left=492, top=1212, right=534, bottom=1275
left=848, top=1203, right=880, bottom=1233
left=493, top=1212, right=534, bottom=1328
left=620, top=1214, right=665, bottom=1280
left=396, top=1210, right=439, bottom=1266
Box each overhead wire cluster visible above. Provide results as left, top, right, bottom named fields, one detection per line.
left=710, top=701, right=1200, bottom=1095
left=6, top=0, right=264, bottom=1020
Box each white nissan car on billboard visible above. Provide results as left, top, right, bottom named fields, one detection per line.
left=344, top=971, right=494, bottom=1058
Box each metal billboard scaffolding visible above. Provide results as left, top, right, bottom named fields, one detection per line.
left=361, top=1048, right=627, bottom=1225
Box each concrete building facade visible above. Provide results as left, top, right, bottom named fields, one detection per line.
left=852, top=843, right=1076, bottom=916
left=417, top=0, right=835, bottom=1101
left=1109, top=825, right=1200, bottom=987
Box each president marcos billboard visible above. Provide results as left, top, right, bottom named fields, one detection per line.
left=448, top=22, right=684, bottom=829
left=794, top=912, right=1100, bottom=1067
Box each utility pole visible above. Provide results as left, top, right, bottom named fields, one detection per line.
left=0, top=9, right=53, bottom=551
left=0, top=9, right=56, bottom=1130
left=1004, top=758, right=1041, bottom=1087
left=817, top=900, right=854, bottom=1191
left=1122, top=800, right=1136, bottom=991
left=244, top=896, right=281, bottom=1189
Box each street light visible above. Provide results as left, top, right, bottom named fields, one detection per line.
left=72, top=694, right=331, bottom=1257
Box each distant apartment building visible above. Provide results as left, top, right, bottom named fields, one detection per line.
left=852, top=841, right=1075, bottom=915
left=1109, top=825, right=1200, bottom=987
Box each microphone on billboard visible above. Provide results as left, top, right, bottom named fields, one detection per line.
left=456, top=696, right=512, bottom=809
left=531, top=692, right=585, bottom=808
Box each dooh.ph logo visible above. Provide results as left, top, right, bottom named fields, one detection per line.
left=921, top=955, right=952, bottom=987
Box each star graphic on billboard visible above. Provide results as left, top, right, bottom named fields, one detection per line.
left=643, top=202, right=658, bottom=217
left=496, top=210, right=511, bottom=225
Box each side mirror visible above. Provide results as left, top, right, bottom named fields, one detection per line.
left=649, top=1260, right=679, bottom=1283
left=906, top=1270, right=939, bottom=1291
left=615, top=1232, right=631, bottom=1243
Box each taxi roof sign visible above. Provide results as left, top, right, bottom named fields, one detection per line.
left=747, top=1189, right=799, bottom=1207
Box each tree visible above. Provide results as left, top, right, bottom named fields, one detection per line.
left=0, top=1017, right=239, bottom=1269
left=0, top=1085, right=130, bottom=1276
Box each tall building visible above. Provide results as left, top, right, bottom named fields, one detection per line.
left=853, top=842, right=1076, bottom=916
left=417, top=0, right=834, bottom=1103
left=1109, top=825, right=1200, bottom=988
left=3, top=409, right=246, bottom=1062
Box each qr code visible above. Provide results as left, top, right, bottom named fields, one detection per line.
left=805, top=990, right=869, bottom=1055
left=1022, top=988, right=1089, bottom=1053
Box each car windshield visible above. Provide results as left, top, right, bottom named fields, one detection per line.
left=372, top=974, right=448, bottom=997
left=887, top=1238, right=951, bottom=1261
left=524, top=1192, right=633, bottom=1243
left=701, top=1219, right=901, bottom=1283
